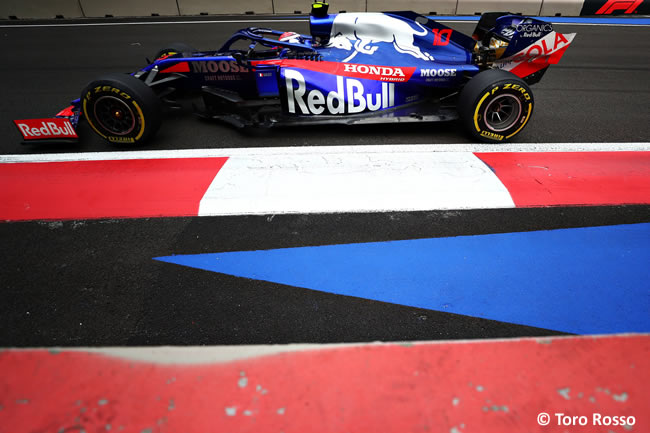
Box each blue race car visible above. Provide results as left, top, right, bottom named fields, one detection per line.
left=15, top=2, right=575, bottom=144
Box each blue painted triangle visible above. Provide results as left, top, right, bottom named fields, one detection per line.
left=155, top=223, right=650, bottom=335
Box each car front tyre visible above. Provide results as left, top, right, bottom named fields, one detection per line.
left=81, top=73, right=162, bottom=145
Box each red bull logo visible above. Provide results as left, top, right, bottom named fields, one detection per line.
left=285, top=69, right=395, bottom=115
left=14, top=118, right=77, bottom=140
left=328, top=13, right=434, bottom=62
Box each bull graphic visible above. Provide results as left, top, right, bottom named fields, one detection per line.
left=327, top=13, right=434, bottom=62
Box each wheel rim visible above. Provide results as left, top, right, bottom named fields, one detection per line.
left=483, top=94, right=522, bottom=133
left=94, top=96, right=136, bottom=136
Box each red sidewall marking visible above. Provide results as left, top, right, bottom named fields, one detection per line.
left=0, top=157, right=228, bottom=221
left=476, top=151, right=650, bottom=207
left=0, top=335, right=646, bottom=432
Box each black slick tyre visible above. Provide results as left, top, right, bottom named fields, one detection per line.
left=154, top=42, right=196, bottom=60
left=458, top=69, right=534, bottom=143
left=81, top=73, right=162, bottom=145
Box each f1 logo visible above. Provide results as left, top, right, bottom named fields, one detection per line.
left=596, top=0, right=643, bottom=14
left=432, top=28, right=452, bottom=46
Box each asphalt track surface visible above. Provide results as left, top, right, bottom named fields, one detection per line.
left=0, top=17, right=649, bottom=347
left=1, top=18, right=649, bottom=151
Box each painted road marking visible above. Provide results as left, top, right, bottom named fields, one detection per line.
left=1, top=146, right=649, bottom=221
left=3, top=143, right=650, bottom=162
left=477, top=151, right=650, bottom=207
left=0, top=19, right=311, bottom=28
left=0, top=158, right=227, bottom=221
left=0, top=335, right=647, bottom=432
left=156, top=223, right=650, bottom=335
left=2, top=16, right=649, bottom=28
left=198, top=152, right=515, bottom=215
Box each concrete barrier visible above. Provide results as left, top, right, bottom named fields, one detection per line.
left=367, top=0, right=458, bottom=15
left=79, top=0, right=179, bottom=17
left=274, top=0, right=365, bottom=14
left=456, top=0, right=543, bottom=15
left=4, top=0, right=643, bottom=20
left=0, top=0, right=84, bottom=19
left=177, top=0, right=273, bottom=15
left=540, top=0, right=584, bottom=16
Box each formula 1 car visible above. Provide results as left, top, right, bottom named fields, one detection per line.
left=14, top=2, right=575, bottom=144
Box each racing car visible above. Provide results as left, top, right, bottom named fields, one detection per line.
left=14, top=2, right=575, bottom=144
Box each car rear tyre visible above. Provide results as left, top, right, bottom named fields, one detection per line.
left=81, top=73, right=162, bottom=145
left=458, top=69, right=534, bottom=142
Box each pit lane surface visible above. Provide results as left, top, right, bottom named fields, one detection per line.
left=1, top=18, right=649, bottom=152
left=0, top=18, right=649, bottom=347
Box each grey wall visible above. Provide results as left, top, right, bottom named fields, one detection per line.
left=0, top=0, right=592, bottom=19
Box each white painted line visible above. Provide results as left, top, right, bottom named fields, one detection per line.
left=198, top=151, right=515, bottom=215
left=59, top=343, right=362, bottom=364
left=1, top=142, right=649, bottom=163
left=0, top=19, right=308, bottom=28
left=1, top=19, right=648, bottom=29
left=10, top=334, right=639, bottom=365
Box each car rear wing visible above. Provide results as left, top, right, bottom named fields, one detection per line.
left=473, top=13, right=576, bottom=82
